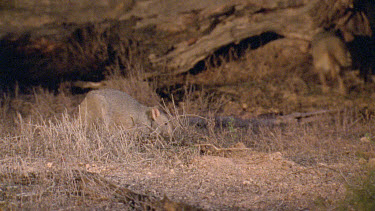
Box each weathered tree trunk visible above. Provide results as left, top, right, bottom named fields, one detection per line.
left=0, top=0, right=370, bottom=90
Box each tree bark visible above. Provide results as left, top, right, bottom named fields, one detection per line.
left=0, top=0, right=367, bottom=89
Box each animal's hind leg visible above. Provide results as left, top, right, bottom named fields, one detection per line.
left=319, top=71, right=329, bottom=93
left=337, top=75, right=346, bottom=95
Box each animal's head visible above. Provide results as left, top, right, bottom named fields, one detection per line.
left=148, top=107, right=173, bottom=137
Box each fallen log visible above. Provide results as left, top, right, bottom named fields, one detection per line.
left=186, top=109, right=340, bottom=129
left=0, top=0, right=370, bottom=89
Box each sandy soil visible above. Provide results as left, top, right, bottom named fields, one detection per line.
left=86, top=148, right=357, bottom=210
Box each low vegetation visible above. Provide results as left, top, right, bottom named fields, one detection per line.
left=1, top=55, right=375, bottom=210
left=339, top=165, right=375, bottom=210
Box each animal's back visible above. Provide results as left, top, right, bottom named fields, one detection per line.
left=79, top=89, right=150, bottom=128
left=311, top=32, right=352, bottom=73
left=311, top=31, right=352, bottom=94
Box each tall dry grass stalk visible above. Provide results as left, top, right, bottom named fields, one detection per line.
left=0, top=87, right=195, bottom=209
left=0, top=75, right=374, bottom=209
left=99, top=52, right=161, bottom=107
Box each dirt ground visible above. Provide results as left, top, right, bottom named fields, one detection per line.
left=101, top=37, right=374, bottom=210
left=1, top=27, right=375, bottom=210
left=95, top=150, right=353, bottom=210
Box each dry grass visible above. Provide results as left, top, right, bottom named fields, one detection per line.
left=1, top=67, right=375, bottom=210
left=102, top=66, right=162, bottom=107
left=186, top=37, right=375, bottom=119
left=0, top=85, right=194, bottom=209
left=339, top=165, right=375, bottom=210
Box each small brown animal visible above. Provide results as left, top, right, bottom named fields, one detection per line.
left=79, top=89, right=172, bottom=136
left=311, top=31, right=352, bottom=94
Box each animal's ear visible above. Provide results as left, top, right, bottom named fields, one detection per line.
left=150, top=107, right=160, bottom=121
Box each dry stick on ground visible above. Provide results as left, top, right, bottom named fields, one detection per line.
left=275, top=109, right=341, bottom=124
left=187, top=109, right=340, bottom=129
left=195, top=143, right=252, bottom=156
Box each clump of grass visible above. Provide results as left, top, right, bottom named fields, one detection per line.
left=338, top=165, right=375, bottom=210
left=0, top=108, right=187, bottom=209
left=102, top=67, right=162, bottom=107
left=0, top=83, right=199, bottom=209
